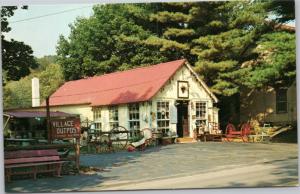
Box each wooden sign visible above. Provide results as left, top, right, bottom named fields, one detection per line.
left=51, top=118, right=81, bottom=139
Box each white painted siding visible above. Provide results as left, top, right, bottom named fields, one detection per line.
left=152, top=65, right=217, bottom=137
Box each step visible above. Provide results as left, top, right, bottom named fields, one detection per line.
left=176, top=137, right=197, bottom=143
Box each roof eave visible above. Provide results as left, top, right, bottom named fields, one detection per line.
left=184, top=62, right=218, bottom=103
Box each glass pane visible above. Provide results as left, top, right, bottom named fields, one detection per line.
left=277, top=102, right=287, bottom=113
left=277, top=89, right=287, bottom=101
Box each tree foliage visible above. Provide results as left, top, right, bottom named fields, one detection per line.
left=193, top=1, right=295, bottom=96
left=57, top=1, right=295, bottom=97
left=57, top=4, right=167, bottom=81
left=3, top=63, right=65, bottom=109
left=247, top=32, right=296, bottom=88
left=1, top=6, right=38, bottom=83
left=35, top=55, right=58, bottom=71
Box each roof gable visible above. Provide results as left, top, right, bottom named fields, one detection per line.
left=47, top=59, right=186, bottom=106
left=185, top=62, right=218, bottom=103
left=152, top=63, right=218, bottom=103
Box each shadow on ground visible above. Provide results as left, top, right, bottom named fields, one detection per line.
left=5, top=143, right=299, bottom=192
left=5, top=146, right=164, bottom=192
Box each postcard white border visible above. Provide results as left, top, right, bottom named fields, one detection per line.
left=0, top=1, right=299, bottom=194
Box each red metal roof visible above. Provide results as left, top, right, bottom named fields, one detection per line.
left=47, top=59, right=186, bottom=106
left=4, top=111, right=77, bottom=118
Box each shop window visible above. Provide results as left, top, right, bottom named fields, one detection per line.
left=93, top=107, right=102, bottom=130
left=196, top=102, right=207, bottom=126
left=157, top=101, right=170, bottom=136
left=109, top=106, right=119, bottom=130
left=276, top=89, right=288, bottom=113
left=128, top=104, right=140, bottom=129
left=128, top=103, right=140, bottom=137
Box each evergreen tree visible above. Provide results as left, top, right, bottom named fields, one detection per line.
left=192, top=1, right=295, bottom=96
left=57, top=1, right=295, bottom=94
left=57, top=2, right=229, bottom=81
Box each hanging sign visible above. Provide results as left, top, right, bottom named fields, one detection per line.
left=51, top=118, right=81, bottom=139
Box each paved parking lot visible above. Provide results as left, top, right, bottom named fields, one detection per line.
left=5, top=142, right=299, bottom=192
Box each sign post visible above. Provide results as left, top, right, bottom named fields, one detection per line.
left=51, top=117, right=81, bottom=170
left=46, top=97, right=51, bottom=144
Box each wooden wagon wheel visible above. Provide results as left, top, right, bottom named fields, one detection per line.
left=110, top=126, right=129, bottom=151
left=224, top=123, right=235, bottom=142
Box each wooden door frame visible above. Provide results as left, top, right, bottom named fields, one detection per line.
left=176, top=100, right=190, bottom=137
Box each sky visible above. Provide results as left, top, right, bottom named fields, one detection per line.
left=4, top=4, right=95, bottom=57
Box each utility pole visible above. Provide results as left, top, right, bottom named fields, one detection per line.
left=46, top=96, right=51, bottom=144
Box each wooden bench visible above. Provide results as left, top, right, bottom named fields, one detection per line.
left=5, top=149, right=66, bottom=182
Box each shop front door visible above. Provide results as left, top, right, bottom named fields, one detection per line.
left=176, top=101, right=189, bottom=137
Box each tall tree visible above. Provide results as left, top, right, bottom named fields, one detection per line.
left=1, top=6, right=38, bottom=82
left=56, top=1, right=295, bottom=125
left=57, top=4, right=167, bottom=81
left=190, top=1, right=295, bottom=123
left=57, top=2, right=229, bottom=81
left=57, top=1, right=295, bottom=92
left=192, top=1, right=295, bottom=96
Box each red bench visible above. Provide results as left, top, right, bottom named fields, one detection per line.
left=5, top=149, right=66, bottom=182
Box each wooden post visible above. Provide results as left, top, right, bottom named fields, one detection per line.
left=75, top=138, right=80, bottom=170
left=46, top=96, right=51, bottom=144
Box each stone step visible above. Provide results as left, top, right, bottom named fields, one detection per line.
left=176, top=137, right=197, bottom=143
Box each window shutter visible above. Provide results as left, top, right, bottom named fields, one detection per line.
left=170, top=104, right=177, bottom=124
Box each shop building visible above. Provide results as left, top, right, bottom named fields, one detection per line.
left=29, top=59, right=219, bottom=138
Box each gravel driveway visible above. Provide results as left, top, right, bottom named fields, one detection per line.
left=5, top=142, right=298, bottom=192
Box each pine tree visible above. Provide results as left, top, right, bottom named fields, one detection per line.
left=57, top=1, right=295, bottom=93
